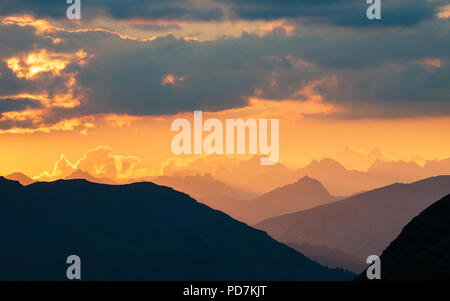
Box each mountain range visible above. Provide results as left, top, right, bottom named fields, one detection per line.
left=356, top=194, right=450, bottom=280
left=153, top=174, right=338, bottom=224
left=6, top=154, right=450, bottom=196
left=0, top=177, right=354, bottom=281
left=65, top=169, right=117, bottom=185
left=4, top=170, right=118, bottom=186
left=162, top=155, right=450, bottom=196
left=255, top=175, right=450, bottom=273
left=243, top=176, right=340, bottom=224
left=8, top=170, right=322, bottom=224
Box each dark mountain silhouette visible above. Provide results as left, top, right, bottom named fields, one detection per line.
left=0, top=177, right=354, bottom=281
left=65, top=169, right=117, bottom=185
left=255, top=176, right=450, bottom=268
left=245, top=176, right=340, bottom=224
left=286, top=243, right=365, bottom=274
left=4, top=172, right=34, bottom=185
left=356, top=194, right=450, bottom=280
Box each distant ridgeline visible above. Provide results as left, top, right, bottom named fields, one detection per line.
left=0, top=177, right=353, bottom=281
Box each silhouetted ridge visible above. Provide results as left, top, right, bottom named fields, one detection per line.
left=65, top=170, right=117, bottom=185
left=0, top=176, right=23, bottom=188
left=356, top=194, right=450, bottom=280
left=0, top=178, right=353, bottom=281
left=255, top=175, right=450, bottom=272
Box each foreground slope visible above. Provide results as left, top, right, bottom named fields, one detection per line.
left=287, top=243, right=365, bottom=274
left=356, top=194, right=450, bottom=280
left=0, top=177, right=353, bottom=281
left=256, top=176, right=450, bottom=263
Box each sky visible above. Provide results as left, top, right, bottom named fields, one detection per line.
left=0, top=0, right=449, bottom=181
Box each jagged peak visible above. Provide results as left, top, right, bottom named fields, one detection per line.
left=293, top=176, right=329, bottom=193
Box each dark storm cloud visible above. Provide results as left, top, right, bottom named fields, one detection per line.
left=225, top=0, right=443, bottom=27
left=0, top=97, right=42, bottom=113
left=74, top=35, right=263, bottom=115
left=0, top=23, right=54, bottom=56
left=0, top=13, right=449, bottom=131
left=97, top=0, right=223, bottom=21
left=0, top=0, right=66, bottom=18
left=0, top=0, right=224, bottom=21
left=0, top=0, right=445, bottom=27
left=0, top=118, right=35, bottom=130
left=66, top=27, right=450, bottom=118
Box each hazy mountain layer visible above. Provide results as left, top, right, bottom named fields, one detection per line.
left=245, top=176, right=339, bottom=224
left=256, top=176, right=450, bottom=262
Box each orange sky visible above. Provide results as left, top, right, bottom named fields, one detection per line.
left=1, top=102, right=450, bottom=179
left=1, top=13, right=449, bottom=181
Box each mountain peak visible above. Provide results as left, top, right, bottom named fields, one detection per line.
left=293, top=176, right=330, bottom=194
left=248, top=177, right=336, bottom=224
left=296, top=175, right=321, bottom=184
left=256, top=175, right=450, bottom=270
left=4, top=172, right=34, bottom=186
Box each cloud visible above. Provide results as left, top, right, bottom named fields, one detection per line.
left=0, top=52, right=95, bottom=135
left=0, top=13, right=449, bottom=133
left=35, top=146, right=148, bottom=181
left=0, top=0, right=224, bottom=22
left=437, top=4, right=450, bottom=19
left=0, top=97, right=42, bottom=114
left=225, top=0, right=445, bottom=27
left=104, top=114, right=142, bottom=128
left=69, top=22, right=450, bottom=118
left=161, top=73, right=185, bottom=86
left=1, top=0, right=446, bottom=28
